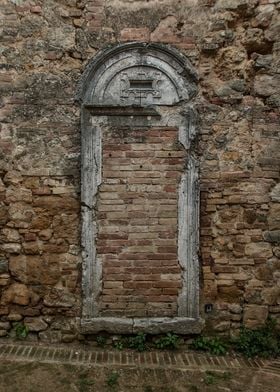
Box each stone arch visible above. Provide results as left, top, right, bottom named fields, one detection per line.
left=76, top=42, right=197, bottom=106
left=77, top=43, right=203, bottom=334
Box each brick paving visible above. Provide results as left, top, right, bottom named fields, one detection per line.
left=0, top=342, right=273, bottom=372
left=262, top=359, right=280, bottom=375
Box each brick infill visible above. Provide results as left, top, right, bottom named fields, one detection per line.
left=0, top=342, right=269, bottom=371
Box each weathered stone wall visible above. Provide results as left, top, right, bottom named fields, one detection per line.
left=0, top=0, right=279, bottom=341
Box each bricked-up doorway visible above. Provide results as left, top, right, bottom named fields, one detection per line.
left=76, top=43, right=203, bottom=334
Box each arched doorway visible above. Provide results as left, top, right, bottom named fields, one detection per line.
left=76, top=43, right=202, bottom=333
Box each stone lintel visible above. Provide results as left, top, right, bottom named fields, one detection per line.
left=80, top=317, right=204, bottom=334
left=85, top=105, right=161, bottom=117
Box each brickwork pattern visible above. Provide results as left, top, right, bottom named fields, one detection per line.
left=97, top=127, right=185, bottom=317
left=0, top=342, right=267, bottom=370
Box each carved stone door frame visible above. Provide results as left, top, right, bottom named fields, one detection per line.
left=76, top=43, right=203, bottom=333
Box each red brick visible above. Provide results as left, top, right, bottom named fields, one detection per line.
left=120, top=28, right=150, bottom=42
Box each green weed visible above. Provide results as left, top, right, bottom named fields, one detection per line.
left=113, top=339, right=124, bottom=350
left=77, top=373, right=94, bottom=392
left=203, top=371, right=232, bottom=385
left=113, top=333, right=147, bottom=352
left=96, top=335, right=107, bottom=347
left=191, top=336, right=228, bottom=355
left=106, top=371, right=119, bottom=389
left=234, top=318, right=280, bottom=358
left=13, top=322, right=29, bottom=340
left=204, top=373, right=215, bottom=385
left=154, top=333, right=179, bottom=350
left=126, top=333, right=147, bottom=352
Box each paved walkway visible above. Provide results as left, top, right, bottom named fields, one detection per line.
left=0, top=342, right=279, bottom=391
left=0, top=341, right=267, bottom=369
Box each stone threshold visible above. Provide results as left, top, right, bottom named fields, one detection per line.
left=80, top=317, right=205, bottom=334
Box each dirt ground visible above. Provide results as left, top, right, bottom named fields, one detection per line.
left=0, top=360, right=279, bottom=392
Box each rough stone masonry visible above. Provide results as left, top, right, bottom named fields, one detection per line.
left=0, top=0, right=279, bottom=342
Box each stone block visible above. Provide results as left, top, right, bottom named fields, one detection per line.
left=242, top=28, right=265, bottom=52
left=0, top=206, right=8, bottom=226
left=268, top=204, right=280, bottom=230
left=2, top=243, right=21, bottom=254
left=46, top=26, right=76, bottom=50
left=0, top=322, right=10, bottom=330
left=244, top=288, right=262, bottom=304
left=245, top=242, right=273, bottom=258
left=265, top=20, right=280, bottom=42
left=2, top=228, right=20, bottom=242
left=254, top=75, right=280, bottom=97
left=7, top=313, right=23, bottom=321
left=120, top=28, right=150, bottom=42
left=43, top=288, right=76, bottom=308
left=0, top=307, right=9, bottom=316
left=24, top=317, right=48, bottom=332
left=243, top=305, right=268, bottom=328
left=254, top=54, right=272, bottom=69
left=0, top=259, right=8, bottom=274
left=263, top=230, right=280, bottom=244
left=252, top=6, right=274, bottom=28
left=81, top=317, right=134, bottom=334
left=261, top=287, right=280, bottom=305
left=3, top=171, right=23, bottom=185
left=39, top=330, right=61, bottom=343
left=0, top=273, right=9, bottom=286
left=33, top=196, right=79, bottom=214
left=270, top=184, right=280, bottom=202
left=61, top=334, right=76, bottom=343
left=229, top=304, right=242, bottom=314
left=6, top=187, right=32, bottom=203
left=1, top=283, right=30, bottom=306
left=8, top=203, right=35, bottom=223
left=213, top=321, right=230, bottom=332
left=38, top=229, right=53, bottom=241
left=9, top=255, right=61, bottom=285
left=215, top=0, right=249, bottom=10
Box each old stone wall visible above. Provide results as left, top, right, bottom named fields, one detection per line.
left=0, top=0, right=279, bottom=341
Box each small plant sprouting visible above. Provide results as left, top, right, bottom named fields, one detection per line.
left=127, top=333, right=147, bottom=352
left=191, top=336, right=228, bottom=355
left=203, top=372, right=215, bottom=385
left=113, top=339, right=124, bottom=351
left=203, top=371, right=232, bottom=385
left=154, top=333, right=179, bottom=350
left=77, top=373, right=94, bottom=392
left=113, top=333, right=148, bottom=352
left=14, top=322, right=29, bottom=340
left=106, top=371, right=119, bottom=389
left=234, top=318, right=280, bottom=358
left=96, top=335, right=107, bottom=347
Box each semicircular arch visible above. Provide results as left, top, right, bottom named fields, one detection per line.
left=76, top=42, right=198, bottom=107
